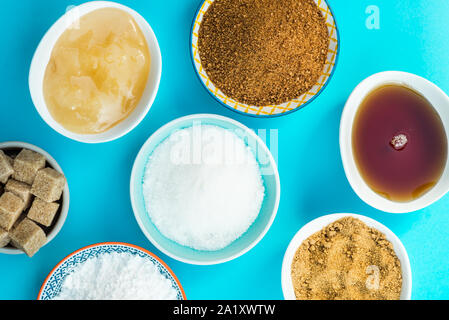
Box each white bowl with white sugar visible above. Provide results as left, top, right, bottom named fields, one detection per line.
left=130, top=114, right=280, bottom=265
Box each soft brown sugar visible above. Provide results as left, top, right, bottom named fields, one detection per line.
left=291, top=217, right=402, bottom=300
left=198, top=0, right=329, bottom=106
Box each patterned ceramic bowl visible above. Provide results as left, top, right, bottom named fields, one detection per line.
left=38, top=242, right=186, bottom=300
left=190, top=0, right=340, bottom=117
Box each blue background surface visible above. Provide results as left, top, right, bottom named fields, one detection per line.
left=1, top=0, right=448, bottom=300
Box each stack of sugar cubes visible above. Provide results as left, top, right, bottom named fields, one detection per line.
left=0, top=149, right=66, bottom=257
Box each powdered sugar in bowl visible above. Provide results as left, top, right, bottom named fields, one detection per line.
left=130, top=114, right=280, bottom=265
left=38, top=242, right=185, bottom=300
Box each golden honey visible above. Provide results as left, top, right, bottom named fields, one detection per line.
left=43, top=8, right=151, bottom=134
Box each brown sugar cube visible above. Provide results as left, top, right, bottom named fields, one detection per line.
left=10, top=218, right=46, bottom=257
left=0, top=228, right=9, bottom=248
left=8, top=214, right=26, bottom=248
left=0, top=150, right=14, bottom=184
left=0, top=192, right=25, bottom=231
left=5, top=179, right=32, bottom=208
left=13, top=149, right=46, bottom=184
left=28, top=198, right=59, bottom=227
left=6, top=155, right=14, bottom=166
left=31, top=168, right=65, bottom=202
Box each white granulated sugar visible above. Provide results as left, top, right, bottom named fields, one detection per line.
left=53, top=252, right=178, bottom=300
left=143, top=124, right=265, bottom=251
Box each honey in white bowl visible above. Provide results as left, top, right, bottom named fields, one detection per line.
left=43, top=7, right=151, bottom=135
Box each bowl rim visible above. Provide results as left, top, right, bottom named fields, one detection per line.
left=189, top=0, right=340, bottom=118
left=340, top=71, right=449, bottom=213
left=281, top=213, right=412, bottom=300
left=130, top=113, right=281, bottom=265
left=28, top=0, right=162, bottom=144
left=37, top=241, right=187, bottom=300
left=0, top=141, right=69, bottom=255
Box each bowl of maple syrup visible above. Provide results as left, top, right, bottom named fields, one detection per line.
left=340, top=71, right=449, bottom=213
left=29, top=1, right=162, bottom=143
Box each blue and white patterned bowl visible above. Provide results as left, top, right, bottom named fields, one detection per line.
left=38, top=242, right=186, bottom=300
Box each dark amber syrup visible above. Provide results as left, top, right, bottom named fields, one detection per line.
left=352, top=84, right=447, bottom=202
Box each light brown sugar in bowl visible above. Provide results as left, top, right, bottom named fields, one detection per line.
left=43, top=7, right=151, bottom=135
left=291, top=217, right=402, bottom=300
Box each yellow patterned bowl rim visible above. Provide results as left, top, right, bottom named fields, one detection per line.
left=190, top=0, right=340, bottom=117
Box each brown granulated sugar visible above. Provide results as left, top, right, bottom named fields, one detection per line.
left=291, top=217, right=402, bottom=300
left=198, top=0, right=329, bottom=106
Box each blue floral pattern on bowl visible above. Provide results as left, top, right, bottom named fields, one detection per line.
left=38, top=243, right=185, bottom=300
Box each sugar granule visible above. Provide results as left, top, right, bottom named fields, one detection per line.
left=53, top=252, right=178, bottom=300
left=143, top=125, right=265, bottom=251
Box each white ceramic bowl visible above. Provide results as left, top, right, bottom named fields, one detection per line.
left=130, top=114, right=281, bottom=265
left=0, top=142, right=69, bottom=255
left=281, top=213, right=412, bottom=300
left=340, top=71, right=449, bottom=213
left=29, top=1, right=162, bottom=143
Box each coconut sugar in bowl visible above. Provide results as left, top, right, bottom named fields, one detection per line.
left=29, top=1, right=162, bottom=143
left=191, top=0, right=339, bottom=117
